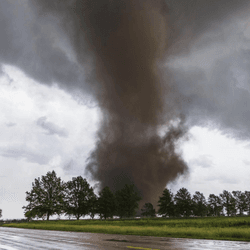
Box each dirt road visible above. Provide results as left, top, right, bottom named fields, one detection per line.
left=0, top=227, right=250, bottom=249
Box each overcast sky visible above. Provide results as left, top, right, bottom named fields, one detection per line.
left=1, top=0, right=250, bottom=219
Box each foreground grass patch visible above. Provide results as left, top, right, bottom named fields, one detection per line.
left=2, top=217, right=250, bottom=242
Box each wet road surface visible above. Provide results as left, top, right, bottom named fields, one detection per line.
left=1, top=227, right=250, bottom=250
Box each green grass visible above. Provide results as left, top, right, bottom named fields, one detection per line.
left=2, top=216, right=250, bottom=241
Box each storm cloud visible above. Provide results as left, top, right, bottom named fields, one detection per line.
left=0, top=0, right=250, bottom=207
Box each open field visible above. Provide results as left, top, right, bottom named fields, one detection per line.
left=2, top=216, right=250, bottom=242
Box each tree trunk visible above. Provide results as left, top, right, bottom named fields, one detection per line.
left=47, top=213, right=50, bottom=221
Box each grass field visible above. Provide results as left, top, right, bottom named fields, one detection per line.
left=2, top=216, right=250, bottom=241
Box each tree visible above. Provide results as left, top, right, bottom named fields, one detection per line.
left=141, top=203, right=156, bottom=217
left=158, top=188, right=175, bottom=217
left=64, top=176, right=94, bottom=220
left=22, top=170, right=65, bottom=220
left=98, top=186, right=116, bottom=219
left=207, top=194, right=223, bottom=216
left=220, top=190, right=236, bottom=216
left=88, top=189, right=98, bottom=219
left=0, top=209, right=2, bottom=218
left=24, top=210, right=36, bottom=220
left=245, top=191, right=250, bottom=215
left=174, top=188, right=192, bottom=217
left=232, top=191, right=247, bottom=216
left=192, top=191, right=207, bottom=217
left=115, top=184, right=141, bottom=218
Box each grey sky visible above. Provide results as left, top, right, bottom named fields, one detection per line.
left=36, top=116, right=68, bottom=137
left=0, top=0, right=250, bottom=218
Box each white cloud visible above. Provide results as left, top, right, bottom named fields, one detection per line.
left=188, top=155, right=214, bottom=169
left=36, top=116, right=68, bottom=137
left=0, top=65, right=99, bottom=219
left=0, top=145, right=50, bottom=165
left=169, top=126, right=250, bottom=198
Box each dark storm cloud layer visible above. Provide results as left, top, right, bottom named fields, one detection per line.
left=163, top=0, right=250, bottom=54
left=0, top=0, right=91, bottom=98
left=1, top=0, right=250, bottom=206
left=170, top=57, right=250, bottom=139
left=28, top=0, right=189, bottom=207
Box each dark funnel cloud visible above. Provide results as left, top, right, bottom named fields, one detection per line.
left=30, top=0, right=188, bottom=206
left=1, top=0, right=250, bottom=207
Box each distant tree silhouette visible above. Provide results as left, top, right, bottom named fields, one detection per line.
left=98, top=186, right=116, bottom=219
left=244, top=191, right=250, bottom=215
left=0, top=209, right=2, bottom=218
left=64, top=176, right=94, bottom=220
left=207, top=194, right=223, bottom=216
left=232, top=191, right=247, bottom=216
left=88, top=190, right=98, bottom=219
left=115, top=184, right=141, bottom=218
left=23, top=170, right=65, bottom=220
left=192, top=191, right=207, bottom=216
left=174, top=188, right=192, bottom=217
left=141, top=203, right=156, bottom=217
left=23, top=169, right=250, bottom=220
left=158, top=188, right=175, bottom=217
left=220, top=190, right=236, bottom=216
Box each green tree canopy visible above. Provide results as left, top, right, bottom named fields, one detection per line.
left=207, top=194, right=223, bottom=216
left=88, top=189, right=98, bottom=219
left=65, top=176, right=94, bottom=220
left=22, top=170, right=65, bottom=220
left=98, top=186, right=116, bottom=219
left=220, top=190, right=236, bottom=216
left=141, top=203, right=156, bottom=217
left=174, top=187, right=192, bottom=217
left=232, top=191, right=247, bottom=216
left=192, top=191, right=207, bottom=217
left=157, top=188, right=175, bottom=217
left=115, top=184, right=141, bottom=218
left=245, top=191, right=250, bottom=215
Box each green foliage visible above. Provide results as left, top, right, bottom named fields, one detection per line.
left=174, top=188, right=192, bottom=217
left=98, top=186, right=116, bottom=219
left=141, top=203, right=156, bottom=217
left=115, top=184, right=141, bottom=218
left=220, top=190, right=236, bottom=216
left=207, top=194, right=223, bottom=216
left=232, top=191, right=247, bottom=216
left=22, top=169, right=250, bottom=221
left=245, top=191, right=250, bottom=215
left=24, top=209, right=42, bottom=220
left=157, top=188, right=175, bottom=217
left=192, top=191, right=207, bottom=217
left=88, top=189, right=98, bottom=219
left=22, top=170, right=65, bottom=220
left=64, top=176, right=95, bottom=220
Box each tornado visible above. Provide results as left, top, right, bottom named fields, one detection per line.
left=31, top=0, right=188, bottom=207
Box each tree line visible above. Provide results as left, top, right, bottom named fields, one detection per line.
left=157, top=188, right=250, bottom=218
left=23, top=170, right=250, bottom=220
left=23, top=170, right=141, bottom=220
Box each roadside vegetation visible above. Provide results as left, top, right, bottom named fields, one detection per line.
left=19, top=170, right=250, bottom=221
left=3, top=216, right=250, bottom=242
left=2, top=170, right=250, bottom=241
